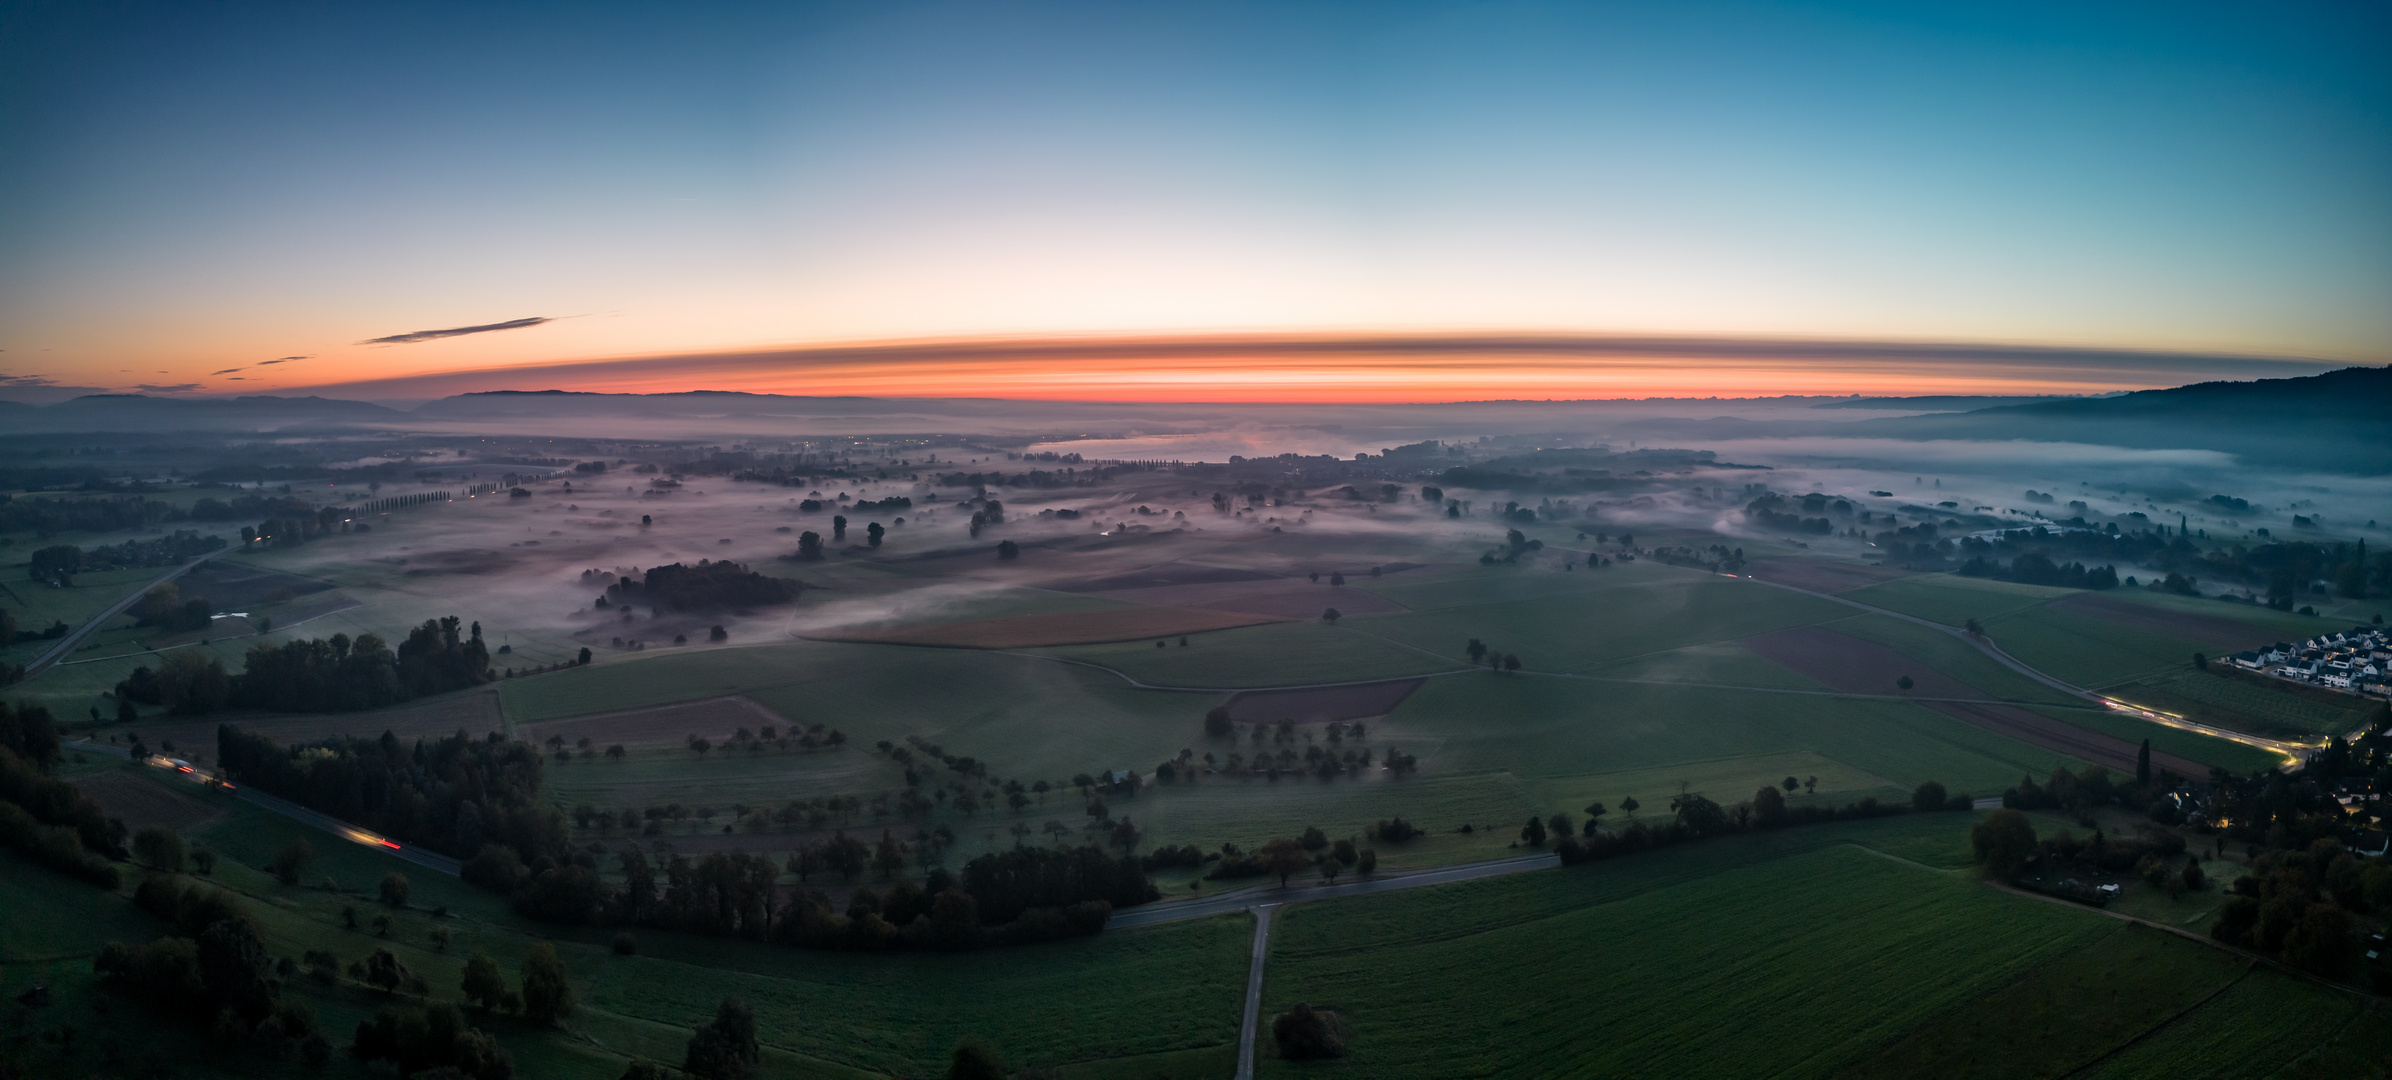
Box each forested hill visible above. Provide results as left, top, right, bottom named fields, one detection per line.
left=1858, top=365, right=2392, bottom=472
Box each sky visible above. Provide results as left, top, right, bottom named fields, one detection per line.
left=1, top=0, right=2386, bottom=403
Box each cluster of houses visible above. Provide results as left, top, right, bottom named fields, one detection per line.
left=2231, top=626, right=2391, bottom=698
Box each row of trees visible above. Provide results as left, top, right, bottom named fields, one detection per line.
left=1553, top=780, right=1972, bottom=865
left=604, top=560, right=802, bottom=611
left=464, top=835, right=1148, bottom=953
left=131, top=616, right=495, bottom=715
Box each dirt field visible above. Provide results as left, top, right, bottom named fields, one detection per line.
left=92, top=688, right=506, bottom=758
left=2048, top=594, right=2282, bottom=651
left=1223, top=677, right=1426, bottom=723
left=1740, top=626, right=2206, bottom=777
left=1093, top=578, right=1407, bottom=619
left=71, top=769, right=226, bottom=833
left=1745, top=558, right=1916, bottom=593
left=174, top=562, right=338, bottom=610
left=518, top=695, right=789, bottom=749
left=805, top=605, right=1288, bottom=648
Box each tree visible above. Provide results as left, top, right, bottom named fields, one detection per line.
left=1896, top=674, right=1915, bottom=690
left=1356, top=848, right=1377, bottom=875
left=133, top=825, right=185, bottom=873
left=796, top=531, right=823, bottom=560
left=1272, top=1002, right=1348, bottom=1059
left=874, top=830, right=909, bottom=878
left=1751, top=786, right=1787, bottom=825
left=866, top=521, right=885, bottom=548
left=1970, top=809, right=2037, bottom=879
left=1965, top=617, right=1983, bottom=636
left=578, top=646, right=593, bottom=665
left=606, top=743, right=627, bottom=761
left=158, top=649, right=231, bottom=715
left=1911, top=781, right=1948, bottom=813
left=272, top=838, right=314, bottom=886
left=1581, top=802, right=1607, bottom=834
left=380, top=871, right=410, bottom=907
left=1547, top=813, right=1572, bottom=841
left=1109, top=816, right=1142, bottom=853
left=1502, top=654, right=1521, bottom=673
left=996, top=540, right=1019, bottom=560
left=1259, top=838, right=1310, bottom=887
left=949, top=1038, right=1006, bottom=1080
left=832, top=514, right=848, bottom=539
left=2135, top=739, right=2152, bottom=787
left=929, top=888, right=980, bottom=950
left=1620, top=795, right=1640, bottom=818
left=1519, top=815, right=1547, bottom=846
left=683, top=997, right=760, bottom=1080
left=461, top=952, right=508, bottom=1011
left=519, top=941, right=574, bottom=1025
left=1321, top=607, right=1341, bottom=624
left=1803, top=776, right=1817, bottom=795
left=1466, top=638, right=1486, bottom=664
left=1782, top=776, right=1799, bottom=793
left=1204, top=706, right=1234, bottom=738
left=198, top=916, right=277, bottom=1022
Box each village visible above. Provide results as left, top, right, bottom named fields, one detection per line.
left=2232, top=625, right=2392, bottom=698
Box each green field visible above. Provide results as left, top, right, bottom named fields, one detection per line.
left=1984, top=604, right=2211, bottom=689
left=1582, top=639, right=1831, bottom=692
left=1361, top=571, right=1852, bottom=673
left=1256, top=817, right=2114, bottom=1079
left=1840, top=574, right=2074, bottom=628
left=1390, top=673, right=2076, bottom=797
left=2078, top=964, right=2377, bottom=1080
left=1843, top=923, right=2250, bottom=1079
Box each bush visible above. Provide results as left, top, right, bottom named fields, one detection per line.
left=1970, top=809, right=2037, bottom=879
left=1272, top=1002, right=1348, bottom=1059
left=379, top=871, right=410, bottom=907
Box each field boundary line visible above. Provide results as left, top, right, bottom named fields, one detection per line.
left=2058, top=963, right=2257, bottom=1079
left=1838, top=842, right=1963, bottom=876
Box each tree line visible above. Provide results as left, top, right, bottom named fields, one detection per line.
left=1552, top=779, right=1975, bottom=865
left=0, top=700, right=124, bottom=886
left=601, top=560, right=801, bottom=611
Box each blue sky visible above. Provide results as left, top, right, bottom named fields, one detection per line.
left=1, top=0, right=2385, bottom=399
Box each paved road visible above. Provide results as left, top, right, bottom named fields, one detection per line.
left=22, top=549, right=228, bottom=680
left=1234, top=904, right=1276, bottom=1080
left=65, top=738, right=463, bottom=876
left=1107, top=851, right=1561, bottom=929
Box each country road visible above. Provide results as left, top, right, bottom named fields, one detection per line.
left=21, top=548, right=229, bottom=680
left=1740, top=574, right=2314, bottom=763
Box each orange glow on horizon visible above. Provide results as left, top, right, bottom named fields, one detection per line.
left=276, top=331, right=2334, bottom=403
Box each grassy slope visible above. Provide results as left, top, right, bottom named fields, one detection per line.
left=1819, top=613, right=2077, bottom=705
left=1985, top=604, right=2211, bottom=689
left=1257, top=816, right=2112, bottom=1079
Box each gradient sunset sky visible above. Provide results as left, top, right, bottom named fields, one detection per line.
left=2, top=1, right=2386, bottom=402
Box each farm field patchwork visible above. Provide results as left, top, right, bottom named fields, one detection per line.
left=1037, top=619, right=1463, bottom=688
left=1984, top=603, right=2214, bottom=689
left=1812, top=613, right=2079, bottom=704
left=805, top=604, right=1287, bottom=648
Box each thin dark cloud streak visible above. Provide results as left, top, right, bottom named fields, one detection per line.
left=360, top=317, right=551, bottom=345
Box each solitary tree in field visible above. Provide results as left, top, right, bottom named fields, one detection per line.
left=1620, top=795, right=1640, bottom=819
left=1321, top=607, right=1341, bottom=624
left=133, top=826, right=184, bottom=873
left=1896, top=675, right=1914, bottom=690
left=1970, top=809, right=2037, bottom=879
left=607, top=744, right=627, bottom=762
left=1804, top=776, right=1818, bottom=795
left=1204, top=706, right=1234, bottom=738
left=1502, top=654, right=1521, bottom=673
left=379, top=872, right=410, bottom=908
left=867, top=521, right=885, bottom=548
left=1519, top=815, right=1547, bottom=846
left=1783, top=776, right=1800, bottom=793
left=461, top=953, right=507, bottom=1011
left=272, top=838, right=314, bottom=886
left=1965, top=618, right=1983, bottom=636
left=2136, top=739, right=2152, bottom=787
left=520, top=942, right=574, bottom=1025
left=684, top=997, right=760, bottom=1080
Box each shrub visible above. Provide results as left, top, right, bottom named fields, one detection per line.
left=1272, top=1002, right=1348, bottom=1059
